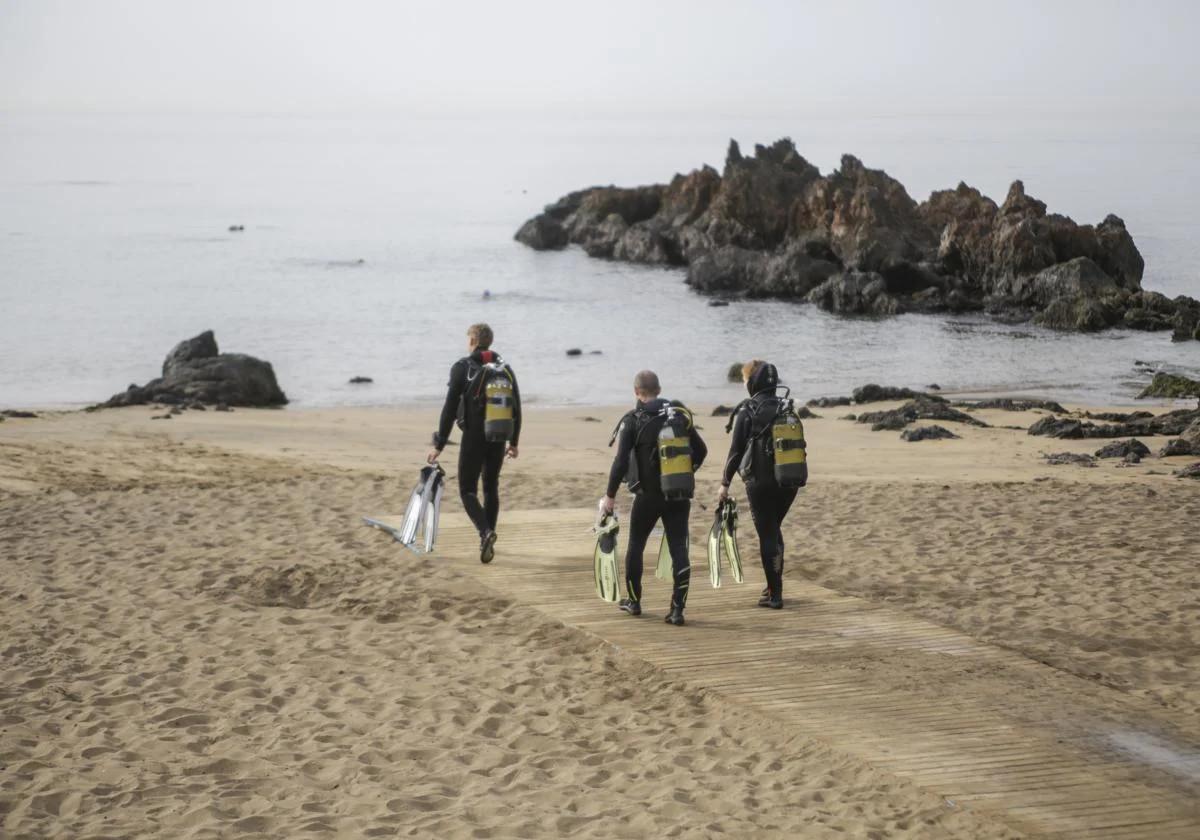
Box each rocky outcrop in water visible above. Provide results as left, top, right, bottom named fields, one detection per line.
left=1138, top=372, right=1200, bottom=399
left=98, top=330, right=287, bottom=408
left=516, top=138, right=1195, bottom=340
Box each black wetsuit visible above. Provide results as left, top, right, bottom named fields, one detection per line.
left=607, top=399, right=707, bottom=611
left=721, top=369, right=799, bottom=600
left=434, top=349, right=522, bottom=538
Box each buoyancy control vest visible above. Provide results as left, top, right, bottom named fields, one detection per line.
left=611, top=399, right=696, bottom=499
left=727, top=387, right=808, bottom=488
left=458, top=351, right=517, bottom=443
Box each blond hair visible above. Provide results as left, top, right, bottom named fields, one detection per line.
left=742, top=359, right=766, bottom=381
left=633, top=370, right=661, bottom=397
left=467, top=323, right=494, bottom=350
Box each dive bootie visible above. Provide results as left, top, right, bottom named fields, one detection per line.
left=663, top=608, right=685, bottom=626
left=480, top=530, right=497, bottom=564
left=757, top=593, right=783, bottom=609
left=618, top=598, right=641, bottom=616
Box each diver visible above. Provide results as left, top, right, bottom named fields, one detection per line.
left=428, top=323, right=521, bottom=564
left=602, top=370, right=707, bottom=626
left=718, top=360, right=807, bottom=609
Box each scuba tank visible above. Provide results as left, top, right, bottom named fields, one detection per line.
left=482, top=362, right=515, bottom=443
left=656, top=404, right=695, bottom=499
left=770, top=393, right=808, bottom=488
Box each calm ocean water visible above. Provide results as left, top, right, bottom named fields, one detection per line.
left=1, top=110, right=1198, bottom=409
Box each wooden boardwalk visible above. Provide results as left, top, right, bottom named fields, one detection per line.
left=386, top=509, right=1200, bottom=838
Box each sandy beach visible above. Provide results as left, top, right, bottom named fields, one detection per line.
left=3, top=400, right=1200, bottom=838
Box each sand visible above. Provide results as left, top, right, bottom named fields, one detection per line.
left=2, top=400, right=1199, bottom=838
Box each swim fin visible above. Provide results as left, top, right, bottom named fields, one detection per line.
left=720, top=498, right=744, bottom=584
left=400, top=465, right=435, bottom=546
left=593, top=506, right=620, bottom=603
left=655, top=531, right=672, bottom=581
left=421, top=466, right=445, bottom=553
left=707, top=507, right=722, bottom=588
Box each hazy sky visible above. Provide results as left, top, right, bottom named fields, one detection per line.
left=2, top=0, right=1198, bottom=115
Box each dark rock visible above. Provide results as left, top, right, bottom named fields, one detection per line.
left=901, top=425, right=960, bottom=441
left=1043, top=452, right=1097, bottom=467
left=1081, top=410, right=1154, bottom=422
left=808, top=396, right=852, bottom=407
left=514, top=215, right=568, bottom=250
left=162, top=330, right=219, bottom=376
left=840, top=414, right=857, bottom=421
left=708, top=300, right=730, bottom=307
left=516, top=141, right=1156, bottom=337
left=927, top=384, right=941, bottom=390
left=228, top=224, right=244, bottom=232
left=795, top=406, right=820, bottom=419
left=1, top=410, right=38, bottom=418
left=1175, top=462, right=1200, bottom=479
left=215, top=403, right=232, bottom=412
left=1138, top=372, right=1200, bottom=399
left=1171, top=296, right=1200, bottom=342
left=99, top=332, right=286, bottom=410
left=578, top=416, right=602, bottom=423
left=349, top=376, right=374, bottom=384
left=1029, top=409, right=1200, bottom=439
left=1093, top=439, right=1150, bottom=459
left=858, top=395, right=986, bottom=431
left=566, top=348, right=583, bottom=357
left=955, top=398, right=1067, bottom=414
left=151, top=413, right=172, bottom=420
left=712, top=405, right=735, bottom=417
left=727, top=363, right=743, bottom=382
left=852, top=384, right=943, bottom=403
left=1159, top=438, right=1195, bottom=458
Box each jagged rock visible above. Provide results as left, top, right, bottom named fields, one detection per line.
left=1043, top=452, right=1097, bottom=467
left=1082, top=410, right=1154, bottom=422
left=1093, top=439, right=1150, bottom=459
left=901, top=425, right=960, bottom=442
left=1182, top=419, right=1200, bottom=449
left=1029, top=409, right=1200, bottom=439
left=1175, top=462, right=1200, bottom=479
left=1159, top=438, right=1195, bottom=458
left=98, top=331, right=287, bottom=409
left=162, top=330, right=219, bottom=376
left=853, top=384, right=943, bottom=403
left=516, top=141, right=1159, bottom=337
left=514, top=215, right=568, bottom=250
left=1138, top=372, right=1200, bottom=399
left=808, top=396, right=852, bottom=408
left=955, top=398, right=1067, bottom=414
left=857, top=395, right=986, bottom=431
left=1171, top=295, right=1200, bottom=342
left=807, top=271, right=903, bottom=316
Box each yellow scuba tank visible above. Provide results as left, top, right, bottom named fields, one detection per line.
left=482, top=363, right=515, bottom=443
left=656, top=404, right=695, bottom=500
left=772, top=397, right=808, bottom=488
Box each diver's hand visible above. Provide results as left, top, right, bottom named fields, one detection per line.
left=716, top=484, right=729, bottom=506
left=506, top=444, right=519, bottom=460
left=426, top=449, right=441, bottom=465
left=601, top=495, right=615, bottom=515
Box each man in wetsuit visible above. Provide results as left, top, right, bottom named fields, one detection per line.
left=601, top=370, right=707, bottom=626
left=428, top=323, right=521, bottom=564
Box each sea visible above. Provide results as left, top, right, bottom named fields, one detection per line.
left=1, top=109, right=1198, bottom=410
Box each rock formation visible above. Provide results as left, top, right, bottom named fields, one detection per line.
left=98, top=330, right=287, bottom=408
left=516, top=138, right=1196, bottom=339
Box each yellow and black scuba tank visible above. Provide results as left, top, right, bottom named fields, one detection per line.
left=610, top=400, right=696, bottom=498
left=770, top=395, right=808, bottom=488
left=655, top=404, right=695, bottom=500
left=481, top=362, right=515, bottom=443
